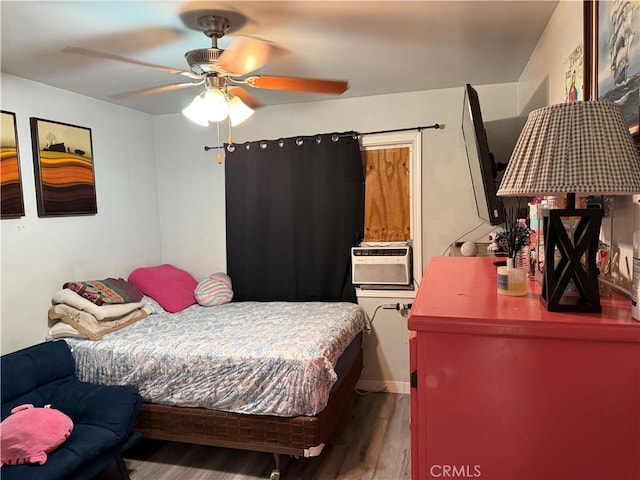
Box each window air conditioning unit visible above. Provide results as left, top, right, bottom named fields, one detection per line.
left=351, top=245, right=412, bottom=286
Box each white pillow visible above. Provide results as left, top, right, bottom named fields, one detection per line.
left=195, top=273, right=233, bottom=306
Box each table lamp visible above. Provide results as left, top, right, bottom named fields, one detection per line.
left=497, top=101, right=640, bottom=313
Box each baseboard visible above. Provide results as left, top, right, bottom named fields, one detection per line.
left=356, top=379, right=410, bottom=395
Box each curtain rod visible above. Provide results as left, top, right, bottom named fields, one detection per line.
left=341, top=123, right=442, bottom=138
left=203, top=123, right=442, bottom=151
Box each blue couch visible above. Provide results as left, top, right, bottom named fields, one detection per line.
left=1, top=340, right=142, bottom=480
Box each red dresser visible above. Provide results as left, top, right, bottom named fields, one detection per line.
left=408, top=256, right=640, bottom=480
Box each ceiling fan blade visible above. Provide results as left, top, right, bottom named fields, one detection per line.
left=110, top=81, right=203, bottom=99
left=63, top=46, right=202, bottom=80
left=245, top=76, right=348, bottom=94
left=228, top=87, right=262, bottom=110
left=217, top=37, right=274, bottom=76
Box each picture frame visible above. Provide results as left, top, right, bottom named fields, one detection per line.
left=30, top=117, right=97, bottom=217
left=564, top=44, right=584, bottom=103
left=584, top=0, right=639, bottom=137
left=1, top=110, right=26, bottom=219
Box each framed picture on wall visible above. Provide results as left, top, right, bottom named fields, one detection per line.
left=1, top=110, right=26, bottom=219
left=584, top=0, right=640, bottom=136
left=564, top=44, right=584, bottom=103
left=30, top=117, right=97, bottom=217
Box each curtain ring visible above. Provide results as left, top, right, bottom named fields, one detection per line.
left=227, top=144, right=235, bottom=152
left=331, top=134, right=339, bottom=142
left=278, top=139, right=285, bottom=148
left=296, top=138, right=303, bottom=146
left=315, top=136, right=322, bottom=144
left=245, top=143, right=251, bottom=150
left=260, top=141, right=268, bottom=149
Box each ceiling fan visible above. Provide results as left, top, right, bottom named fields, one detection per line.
left=64, top=14, right=349, bottom=125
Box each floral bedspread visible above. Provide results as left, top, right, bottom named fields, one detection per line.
left=65, top=301, right=368, bottom=416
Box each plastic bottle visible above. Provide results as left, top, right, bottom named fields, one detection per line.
left=632, top=229, right=640, bottom=321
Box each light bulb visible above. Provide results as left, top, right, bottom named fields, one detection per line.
left=202, top=88, right=229, bottom=122
left=181, top=94, right=209, bottom=126
left=228, top=96, right=254, bottom=126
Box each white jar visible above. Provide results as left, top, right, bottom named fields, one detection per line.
left=497, top=259, right=527, bottom=297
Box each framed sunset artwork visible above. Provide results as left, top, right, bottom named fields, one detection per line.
left=30, top=117, right=97, bottom=217
left=1, top=110, right=25, bottom=219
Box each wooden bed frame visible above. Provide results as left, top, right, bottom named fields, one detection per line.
left=133, top=351, right=363, bottom=479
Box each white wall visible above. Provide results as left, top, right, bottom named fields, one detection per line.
left=155, top=83, right=520, bottom=279
left=356, top=296, right=413, bottom=394
left=518, top=0, right=584, bottom=115
left=0, top=73, right=163, bottom=354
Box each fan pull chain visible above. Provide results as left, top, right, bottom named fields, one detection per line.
left=216, top=121, right=223, bottom=164
left=227, top=115, right=234, bottom=146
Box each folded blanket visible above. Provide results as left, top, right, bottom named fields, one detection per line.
left=52, top=289, right=144, bottom=321
left=48, top=303, right=151, bottom=341
left=47, top=321, right=89, bottom=340
left=62, top=278, right=143, bottom=306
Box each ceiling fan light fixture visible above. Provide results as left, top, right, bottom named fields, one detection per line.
left=228, top=95, right=254, bottom=126
left=181, top=94, right=209, bottom=126
left=202, top=88, right=229, bottom=122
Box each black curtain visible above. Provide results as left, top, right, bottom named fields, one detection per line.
left=225, top=132, right=364, bottom=302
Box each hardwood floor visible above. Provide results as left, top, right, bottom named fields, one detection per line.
left=95, top=392, right=410, bottom=480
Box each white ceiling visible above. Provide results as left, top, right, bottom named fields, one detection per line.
left=0, top=1, right=559, bottom=116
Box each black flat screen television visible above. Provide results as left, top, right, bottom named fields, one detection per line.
left=461, top=83, right=505, bottom=226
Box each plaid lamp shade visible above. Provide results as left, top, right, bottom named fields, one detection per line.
left=497, top=101, right=640, bottom=197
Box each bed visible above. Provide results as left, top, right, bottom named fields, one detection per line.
left=61, top=297, right=369, bottom=479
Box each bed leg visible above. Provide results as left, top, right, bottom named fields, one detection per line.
left=269, top=453, right=281, bottom=480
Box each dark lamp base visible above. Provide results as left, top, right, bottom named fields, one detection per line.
left=539, top=293, right=601, bottom=313
left=540, top=205, right=603, bottom=314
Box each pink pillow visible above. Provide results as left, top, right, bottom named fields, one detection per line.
left=0, top=404, right=73, bottom=466
left=128, top=264, right=198, bottom=313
